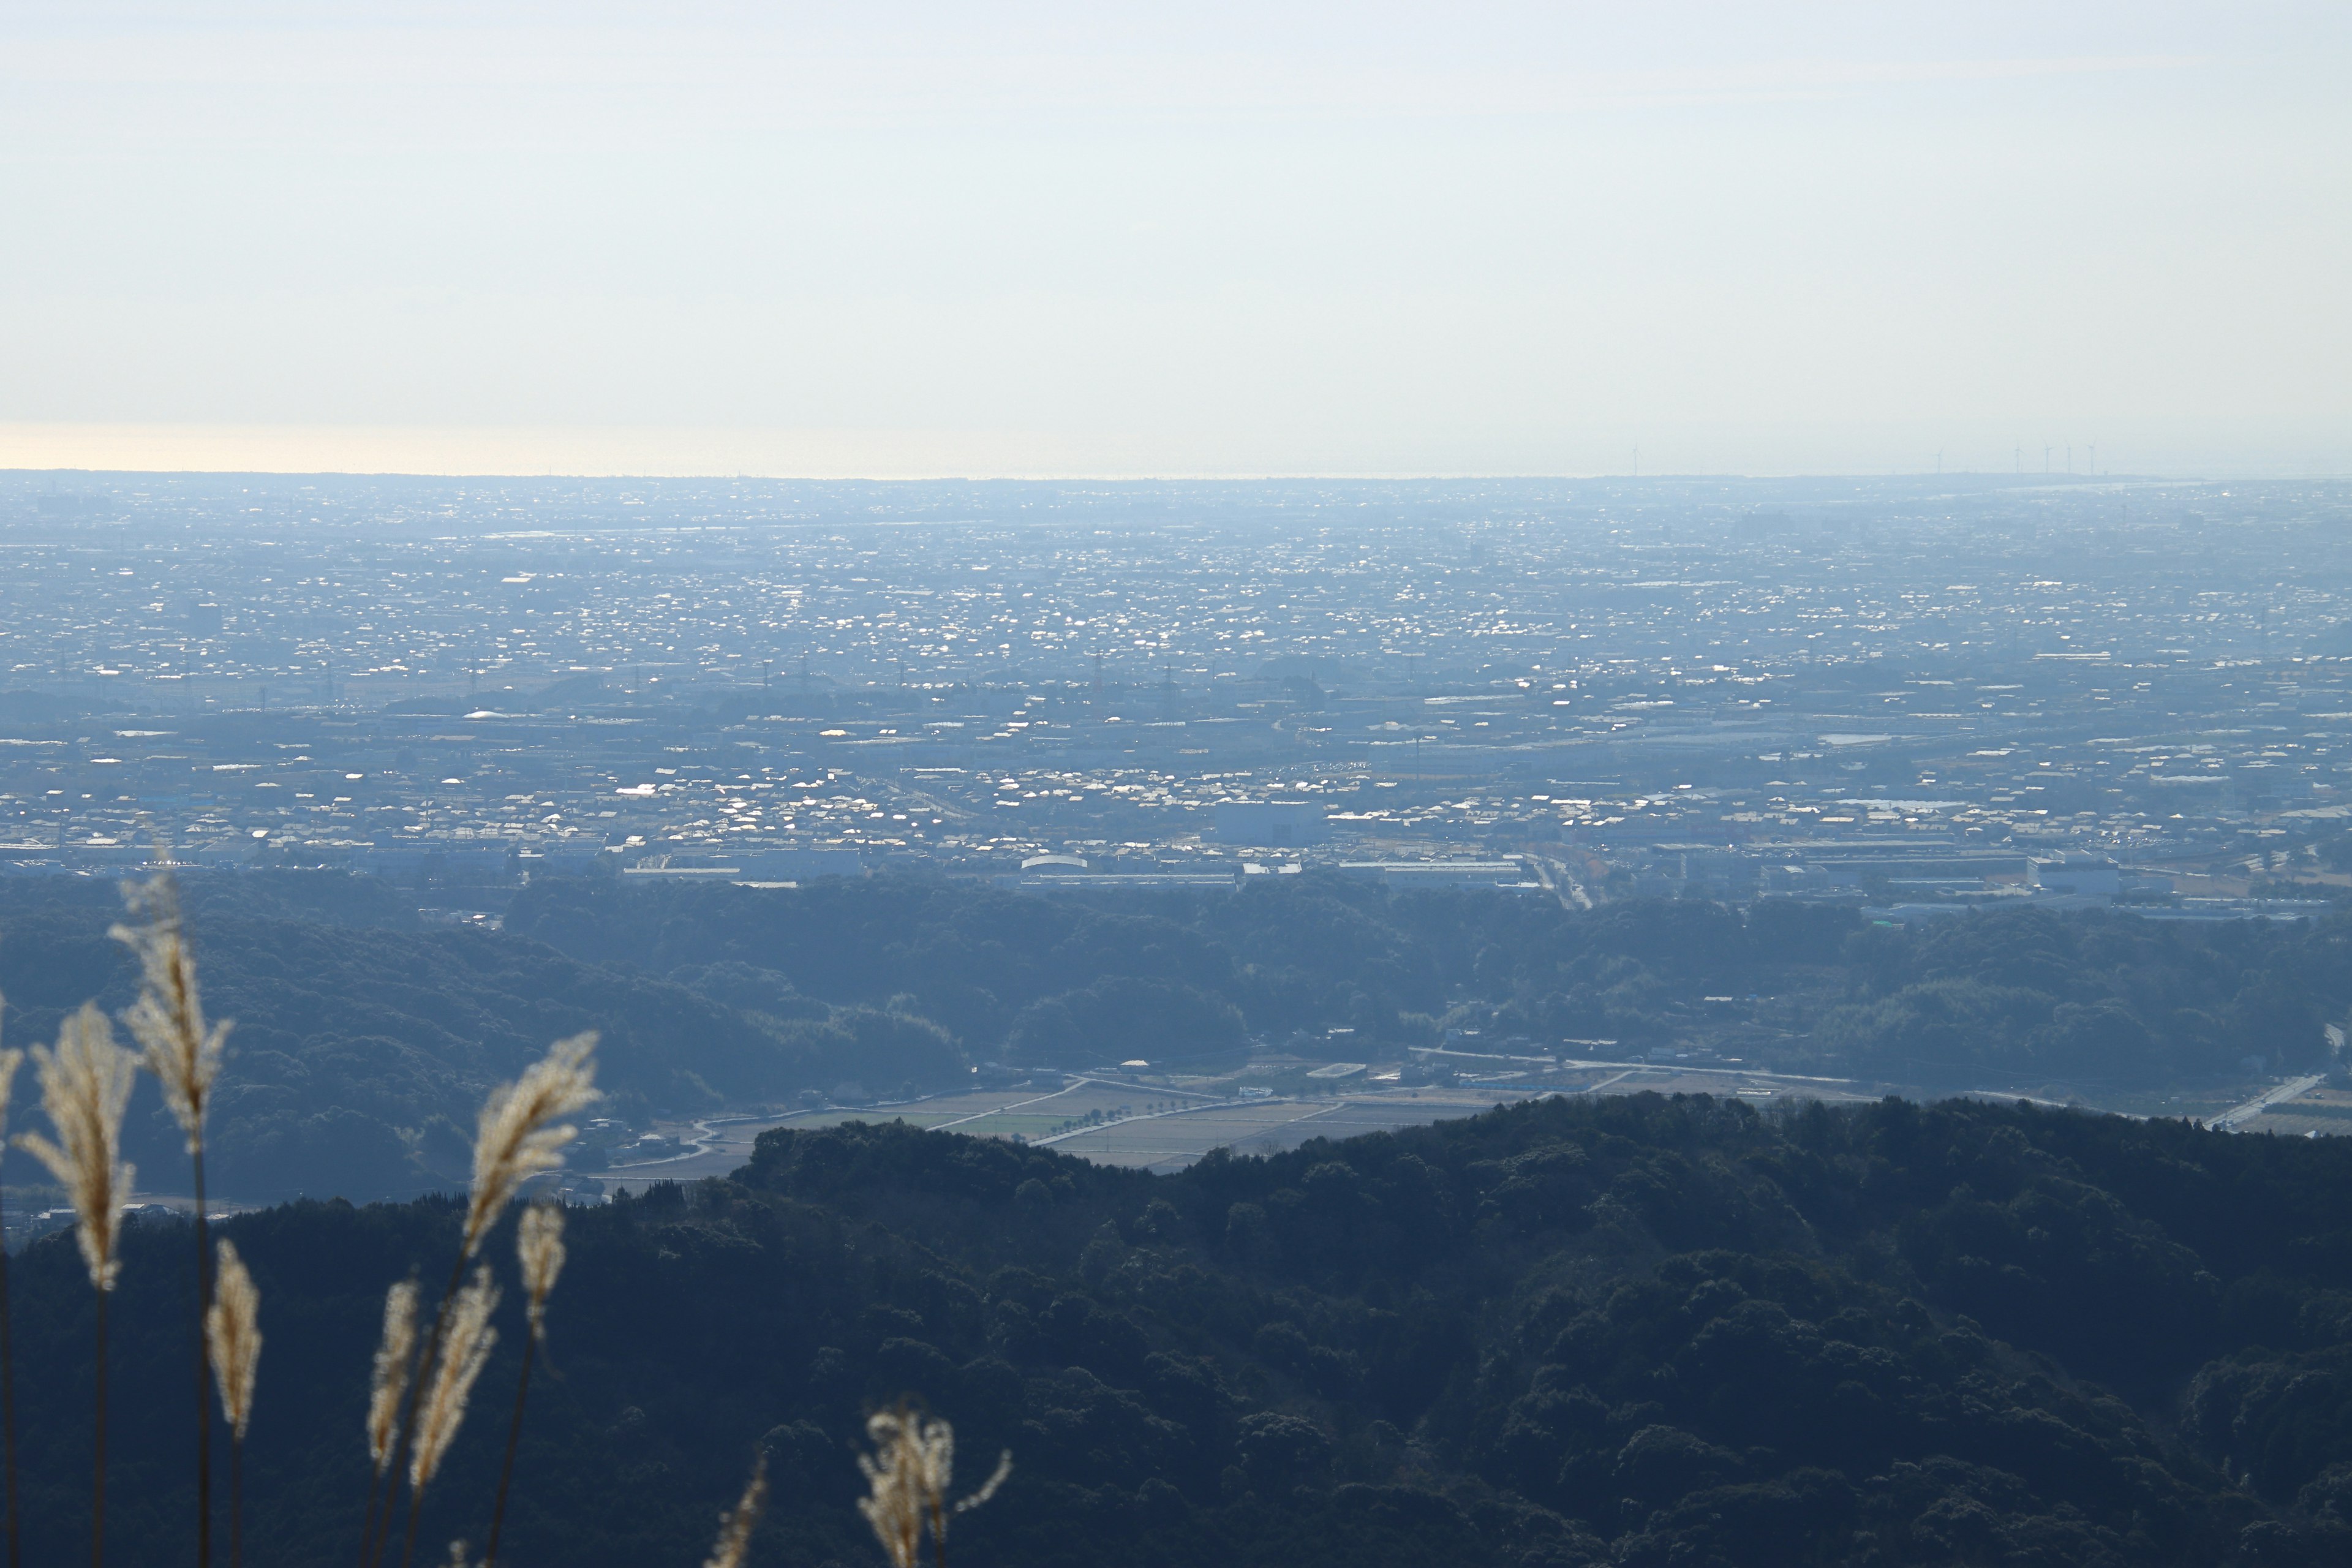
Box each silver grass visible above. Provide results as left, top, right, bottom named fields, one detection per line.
left=206, top=1240, right=262, bottom=1441
left=368, top=1280, right=421, bottom=1471
left=483, top=1202, right=566, bottom=1568
left=111, top=872, right=227, bottom=1150
left=15, top=1005, right=137, bottom=1291
left=380, top=1035, right=593, bottom=1568
left=857, top=1406, right=1009, bottom=1568
left=517, top=1203, right=565, bottom=1343
left=462, top=1035, right=597, bottom=1258
left=0, top=1035, right=21, bottom=1142
left=409, top=1267, right=499, bottom=1491
left=115, top=870, right=228, bottom=1568
left=955, top=1450, right=1014, bottom=1516
left=703, top=1457, right=767, bottom=1568
left=0, top=1016, right=21, bottom=1568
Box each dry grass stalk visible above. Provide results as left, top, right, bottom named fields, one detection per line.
left=461, top=1034, right=597, bottom=1259
left=482, top=1204, right=565, bottom=1567
left=367, top=1281, right=421, bottom=1474
left=16, top=1005, right=138, bottom=1292
left=956, top=1450, right=1014, bottom=1517
left=409, top=1267, right=499, bottom=1493
left=113, top=870, right=230, bottom=1568
left=703, top=1457, right=767, bottom=1568
left=517, top=1204, right=565, bottom=1343
left=206, top=1240, right=262, bottom=1440
left=373, top=1036, right=597, bottom=1568
left=857, top=1405, right=1010, bottom=1568
left=0, top=1038, right=23, bottom=1145
left=112, top=872, right=227, bottom=1150
left=19, top=1005, right=137, bottom=1568
left=208, top=1239, right=261, bottom=1568
left=396, top=1268, right=499, bottom=1568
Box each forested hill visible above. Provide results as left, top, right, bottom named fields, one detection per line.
left=4, top=868, right=2349, bottom=1203
left=0, top=876, right=959, bottom=1201
left=508, top=870, right=2352, bottom=1088
left=19, top=1094, right=2352, bottom=1567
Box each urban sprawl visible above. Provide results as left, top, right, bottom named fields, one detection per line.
left=3, top=472, right=2348, bottom=925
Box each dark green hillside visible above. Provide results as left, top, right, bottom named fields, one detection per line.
left=508, top=873, right=2352, bottom=1088
left=17, top=1095, right=2352, bottom=1567
left=7, top=870, right=2349, bottom=1208
left=0, top=884, right=970, bottom=1202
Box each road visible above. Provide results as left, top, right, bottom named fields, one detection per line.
left=2205, top=1074, right=2327, bottom=1133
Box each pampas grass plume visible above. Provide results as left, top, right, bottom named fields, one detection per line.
left=368, top=1280, right=421, bottom=1471
left=0, top=1033, right=22, bottom=1141
left=703, top=1457, right=767, bottom=1568
left=856, top=1407, right=927, bottom=1568
left=207, top=1240, right=262, bottom=1439
left=857, top=1405, right=1010, bottom=1568
left=517, top=1203, right=565, bottom=1342
left=112, top=872, right=227, bottom=1148
left=15, top=1004, right=137, bottom=1291
left=409, top=1267, right=498, bottom=1490
left=463, top=1035, right=597, bottom=1257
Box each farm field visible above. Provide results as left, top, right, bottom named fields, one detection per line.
left=1042, top=1091, right=1502, bottom=1172
left=2240, top=1082, right=2352, bottom=1139
left=600, top=1061, right=1897, bottom=1192
left=1038, top=1066, right=1890, bottom=1172
left=603, top=1077, right=1202, bottom=1191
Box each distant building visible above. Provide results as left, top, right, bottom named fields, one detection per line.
left=736, top=848, right=866, bottom=880
left=1338, top=859, right=1536, bottom=892
left=1213, top=800, right=1331, bottom=846
left=2030, top=852, right=2120, bottom=900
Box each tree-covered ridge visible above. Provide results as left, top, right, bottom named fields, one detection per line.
left=0, top=884, right=957, bottom=1202
left=7, top=867, right=2350, bottom=1204
left=16, top=1094, right=2352, bottom=1566
left=510, top=872, right=2352, bottom=1085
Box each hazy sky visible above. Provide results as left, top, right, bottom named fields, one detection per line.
left=4, top=2, right=2348, bottom=477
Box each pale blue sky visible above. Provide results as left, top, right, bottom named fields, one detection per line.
left=3, top=2, right=2346, bottom=476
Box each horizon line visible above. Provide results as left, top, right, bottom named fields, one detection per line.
left=0, top=466, right=2271, bottom=486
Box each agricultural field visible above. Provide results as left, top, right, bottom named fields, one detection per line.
left=2244, top=1082, right=2352, bottom=1139
left=1037, top=1066, right=1890, bottom=1172
left=600, top=1061, right=1897, bottom=1192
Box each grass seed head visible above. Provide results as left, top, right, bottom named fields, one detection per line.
left=367, top=1278, right=421, bottom=1470
left=856, top=1404, right=1008, bottom=1567
left=112, top=871, right=228, bottom=1151
left=518, top=1201, right=567, bottom=1342
left=0, top=1030, right=23, bottom=1143
left=207, top=1237, right=263, bottom=1439
left=856, top=1406, right=930, bottom=1568
left=410, top=1265, right=500, bottom=1490
left=464, top=1033, right=597, bottom=1257
left=703, top=1456, right=767, bottom=1568
left=15, top=1003, right=138, bottom=1291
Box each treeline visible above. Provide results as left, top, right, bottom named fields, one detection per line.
left=1808, top=908, right=2352, bottom=1087
left=0, top=879, right=963, bottom=1202
left=5, top=870, right=2348, bottom=1201
left=17, top=1094, right=2352, bottom=1565
left=510, top=872, right=2352, bottom=1087
left=502, top=874, right=1910, bottom=1060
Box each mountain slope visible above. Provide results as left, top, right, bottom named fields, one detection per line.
left=10, top=1093, right=2352, bottom=1566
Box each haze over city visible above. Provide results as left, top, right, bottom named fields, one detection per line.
left=7, top=8, right=2352, bottom=1568
left=5, top=2, right=2349, bottom=477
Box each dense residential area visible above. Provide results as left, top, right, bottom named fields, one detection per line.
left=3, top=474, right=2349, bottom=922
